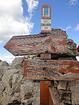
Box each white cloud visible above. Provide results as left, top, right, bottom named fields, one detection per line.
left=0, top=16, right=33, bottom=41
left=0, top=0, right=22, bottom=18
left=62, top=26, right=72, bottom=31
left=0, top=0, right=39, bottom=63
left=0, top=0, right=39, bottom=42
left=69, top=0, right=78, bottom=6
left=0, top=55, right=15, bottom=64
left=65, top=26, right=72, bottom=31
left=76, top=56, right=79, bottom=61
left=75, top=24, right=79, bottom=31
left=26, top=0, right=39, bottom=17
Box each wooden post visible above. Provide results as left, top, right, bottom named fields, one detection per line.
left=40, top=81, right=54, bottom=105
left=40, top=81, right=49, bottom=105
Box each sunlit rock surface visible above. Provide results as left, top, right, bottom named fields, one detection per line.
left=0, top=58, right=40, bottom=105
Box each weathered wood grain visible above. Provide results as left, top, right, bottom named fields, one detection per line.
left=4, top=30, right=68, bottom=56
left=23, top=59, right=79, bottom=80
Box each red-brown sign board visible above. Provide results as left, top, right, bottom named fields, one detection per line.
left=4, top=30, right=68, bottom=56
left=23, top=59, right=79, bottom=80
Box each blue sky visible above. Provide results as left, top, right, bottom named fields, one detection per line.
left=0, top=0, right=79, bottom=63
left=22, top=0, right=79, bottom=43
left=33, top=0, right=79, bottom=42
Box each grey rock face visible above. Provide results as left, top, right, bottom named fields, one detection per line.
left=0, top=61, right=9, bottom=79
left=0, top=58, right=40, bottom=105
left=11, top=57, right=24, bottom=69
left=70, top=81, right=79, bottom=105
left=0, top=61, right=9, bottom=67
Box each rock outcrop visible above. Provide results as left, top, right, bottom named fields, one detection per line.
left=0, top=58, right=40, bottom=105
left=0, top=57, right=79, bottom=105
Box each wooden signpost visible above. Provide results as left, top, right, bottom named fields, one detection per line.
left=4, top=4, right=79, bottom=105
left=5, top=30, right=79, bottom=80
left=4, top=32, right=79, bottom=105
left=23, top=59, right=79, bottom=80
left=4, top=30, right=67, bottom=56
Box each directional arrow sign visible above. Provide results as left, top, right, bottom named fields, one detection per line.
left=4, top=30, right=68, bottom=56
